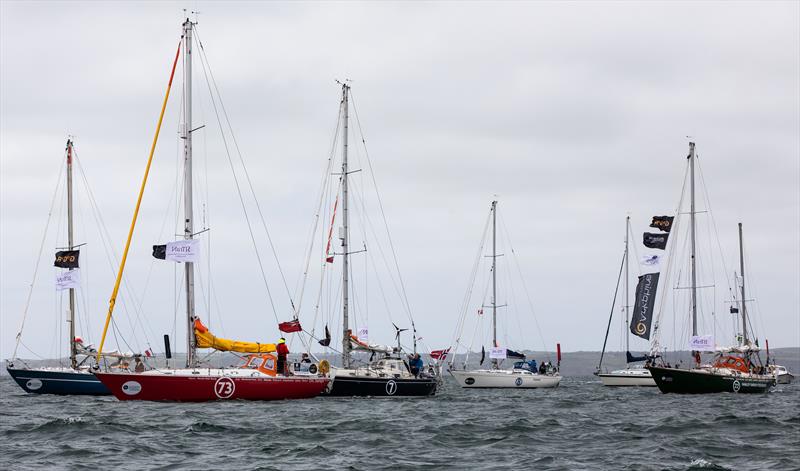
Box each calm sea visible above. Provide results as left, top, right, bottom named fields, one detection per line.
left=0, top=375, right=797, bottom=470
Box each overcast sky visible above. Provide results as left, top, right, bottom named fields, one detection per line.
left=1, top=1, right=798, bottom=362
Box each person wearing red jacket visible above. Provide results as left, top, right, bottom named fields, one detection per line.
left=276, top=337, right=289, bottom=375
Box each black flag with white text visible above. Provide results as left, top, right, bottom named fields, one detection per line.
left=643, top=232, right=669, bottom=249
left=630, top=272, right=660, bottom=340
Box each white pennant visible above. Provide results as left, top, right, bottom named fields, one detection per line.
left=640, top=254, right=661, bottom=268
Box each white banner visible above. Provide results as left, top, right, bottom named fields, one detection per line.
left=640, top=254, right=661, bottom=268
left=56, top=269, right=80, bottom=291
left=489, top=346, right=507, bottom=359
left=166, top=239, right=201, bottom=263
left=689, top=335, right=715, bottom=351
left=357, top=326, right=368, bottom=341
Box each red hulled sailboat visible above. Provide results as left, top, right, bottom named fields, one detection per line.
left=93, top=18, right=328, bottom=401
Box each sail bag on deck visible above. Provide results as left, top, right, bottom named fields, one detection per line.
left=193, top=318, right=276, bottom=353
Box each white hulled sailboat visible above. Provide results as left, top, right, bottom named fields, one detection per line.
left=449, top=201, right=561, bottom=389
left=596, top=216, right=655, bottom=387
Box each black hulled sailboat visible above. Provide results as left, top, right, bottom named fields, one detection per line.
left=647, top=143, right=774, bottom=394
left=322, top=83, right=437, bottom=397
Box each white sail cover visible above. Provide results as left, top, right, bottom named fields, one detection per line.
left=349, top=335, right=392, bottom=354
left=715, top=345, right=760, bottom=353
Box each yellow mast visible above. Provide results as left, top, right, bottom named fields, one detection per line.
left=96, top=40, right=183, bottom=363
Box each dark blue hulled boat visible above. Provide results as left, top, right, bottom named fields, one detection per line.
left=7, top=139, right=112, bottom=396
left=6, top=364, right=109, bottom=395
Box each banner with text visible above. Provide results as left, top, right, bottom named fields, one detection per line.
left=650, top=215, right=674, bottom=233
left=165, top=239, right=201, bottom=263
left=56, top=269, right=81, bottom=291
left=640, top=254, right=662, bottom=268
left=489, top=346, right=507, bottom=359
left=357, top=326, right=369, bottom=342
left=689, top=335, right=715, bottom=351
left=54, top=250, right=80, bottom=268
left=643, top=232, right=669, bottom=250
left=630, top=272, right=660, bottom=340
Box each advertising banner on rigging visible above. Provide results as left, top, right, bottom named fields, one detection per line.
left=165, top=239, right=201, bottom=263
left=689, top=335, right=715, bottom=351
left=650, top=215, right=674, bottom=233
left=489, top=346, right=507, bottom=359
left=56, top=269, right=80, bottom=291
left=357, top=326, right=368, bottom=342
left=630, top=272, right=660, bottom=340
left=54, top=250, right=80, bottom=268
left=643, top=232, right=669, bottom=250
left=640, top=254, right=662, bottom=268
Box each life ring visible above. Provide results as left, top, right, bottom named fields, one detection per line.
left=318, top=360, right=330, bottom=375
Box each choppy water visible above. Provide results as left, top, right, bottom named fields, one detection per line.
left=1, top=375, right=798, bottom=470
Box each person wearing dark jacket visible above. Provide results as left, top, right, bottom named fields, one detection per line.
left=276, top=338, right=289, bottom=375
left=409, top=353, right=424, bottom=377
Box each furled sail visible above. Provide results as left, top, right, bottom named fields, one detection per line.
left=349, top=334, right=392, bottom=354
left=193, top=318, right=276, bottom=353
left=506, top=348, right=526, bottom=359
left=626, top=351, right=648, bottom=363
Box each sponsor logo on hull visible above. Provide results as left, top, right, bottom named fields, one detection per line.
left=26, top=379, right=43, bottom=390
left=122, top=381, right=142, bottom=396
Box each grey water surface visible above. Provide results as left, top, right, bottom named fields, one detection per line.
left=0, top=375, right=797, bottom=470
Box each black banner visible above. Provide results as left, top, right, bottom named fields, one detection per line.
left=626, top=351, right=648, bottom=363
left=506, top=348, right=526, bottom=359
left=630, top=272, right=660, bottom=340
left=650, top=215, right=674, bottom=233
left=318, top=325, right=331, bottom=347
left=54, top=250, right=80, bottom=268
left=643, top=232, right=669, bottom=250
left=152, top=245, right=166, bottom=260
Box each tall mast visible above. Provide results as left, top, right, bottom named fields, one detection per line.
left=182, top=18, right=196, bottom=368
left=738, top=222, right=748, bottom=346
left=341, top=83, right=352, bottom=369
left=688, top=142, right=697, bottom=337
left=66, top=139, right=77, bottom=370
left=491, top=200, right=498, bottom=368
left=624, top=215, right=630, bottom=357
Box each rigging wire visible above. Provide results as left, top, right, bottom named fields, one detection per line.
left=349, top=92, right=415, bottom=326
left=294, top=99, right=342, bottom=320
left=498, top=211, right=553, bottom=358
left=73, top=152, right=152, bottom=351
left=449, top=209, right=492, bottom=360
left=195, top=27, right=293, bottom=321
left=11, top=155, right=66, bottom=359
left=650, top=158, right=689, bottom=353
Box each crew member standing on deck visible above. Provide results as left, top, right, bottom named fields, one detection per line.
left=276, top=338, right=289, bottom=375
